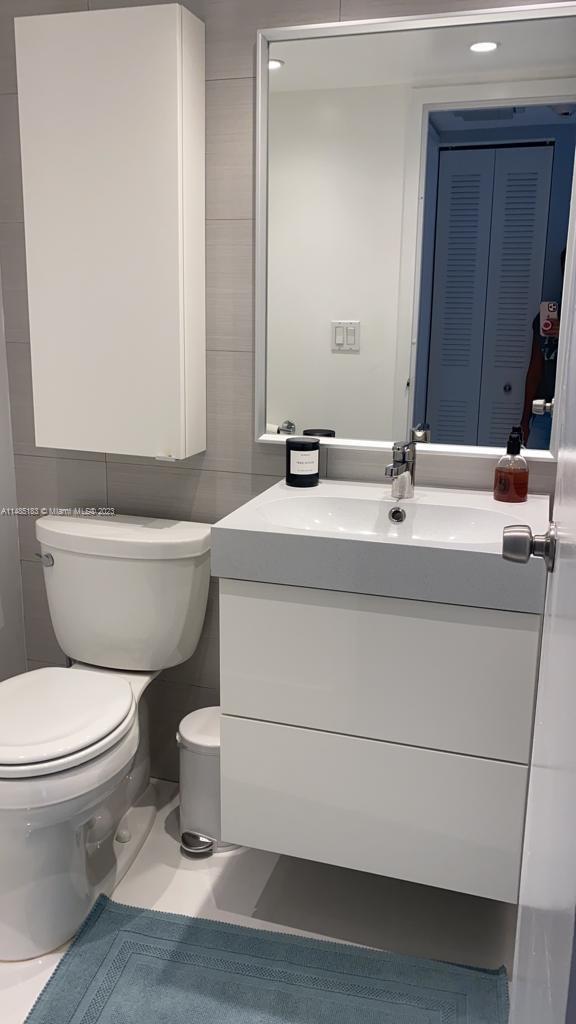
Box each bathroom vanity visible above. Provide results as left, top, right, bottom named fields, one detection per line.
left=213, top=481, right=549, bottom=904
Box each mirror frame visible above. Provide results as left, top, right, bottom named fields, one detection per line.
left=255, top=2, right=576, bottom=474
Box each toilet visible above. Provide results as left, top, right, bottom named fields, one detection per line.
left=0, top=514, right=211, bottom=961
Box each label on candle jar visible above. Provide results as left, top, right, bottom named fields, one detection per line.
left=290, top=450, right=319, bottom=475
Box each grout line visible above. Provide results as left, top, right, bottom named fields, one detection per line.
left=13, top=447, right=282, bottom=477
left=206, top=75, right=255, bottom=84
left=104, top=462, right=283, bottom=477
left=14, top=520, right=29, bottom=665
left=13, top=450, right=106, bottom=463
left=104, top=452, right=110, bottom=509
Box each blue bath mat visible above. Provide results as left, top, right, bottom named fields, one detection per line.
left=26, top=895, right=509, bottom=1023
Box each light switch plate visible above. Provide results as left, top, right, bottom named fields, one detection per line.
left=331, top=320, right=360, bottom=352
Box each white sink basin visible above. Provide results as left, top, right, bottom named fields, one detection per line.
left=212, top=479, right=550, bottom=612
left=220, top=480, right=549, bottom=553
left=254, top=492, right=538, bottom=551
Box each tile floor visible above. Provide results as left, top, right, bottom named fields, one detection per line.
left=0, top=781, right=518, bottom=1023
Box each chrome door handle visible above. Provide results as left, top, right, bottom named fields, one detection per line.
left=502, top=523, right=557, bottom=572
left=532, top=398, right=554, bottom=417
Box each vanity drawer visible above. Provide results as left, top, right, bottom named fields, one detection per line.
left=220, top=579, right=540, bottom=763
left=220, top=716, right=527, bottom=903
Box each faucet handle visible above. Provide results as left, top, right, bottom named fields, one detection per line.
left=392, top=440, right=415, bottom=463
left=386, top=440, right=415, bottom=478
left=411, top=422, right=431, bottom=443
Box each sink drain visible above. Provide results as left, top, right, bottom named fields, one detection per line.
left=389, top=506, right=406, bottom=524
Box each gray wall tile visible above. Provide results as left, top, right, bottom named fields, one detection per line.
left=188, top=351, right=283, bottom=474
left=326, top=448, right=385, bottom=485
left=2, top=281, right=28, bottom=342
left=206, top=78, right=254, bottom=220
left=15, top=441, right=106, bottom=460
left=88, top=0, right=204, bottom=16
left=21, top=560, right=67, bottom=664
left=205, top=0, right=339, bottom=81
left=207, top=219, right=253, bottom=351
left=0, top=221, right=26, bottom=289
left=161, top=631, right=219, bottom=689
left=0, top=94, right=22, bottom=220
left=107, top=460, right=279, bottom=523
left=5, top=342, right=34, bottom=447
left=14, top=454, right=107, bottom=559
left=204, top=577, right=219, bottom=638
left=340, top=0, right=558, bottom=19
left=0, top=198, right=20, bottom=223
left=145, top=679, right=219, bottom=781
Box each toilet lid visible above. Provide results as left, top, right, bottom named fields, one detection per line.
left=0, top=668, right=135, bottom=771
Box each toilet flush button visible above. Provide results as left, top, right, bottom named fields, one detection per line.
left=115, top=828, right=132, bottom=844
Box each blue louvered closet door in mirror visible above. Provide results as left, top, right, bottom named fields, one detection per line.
left=425, top=145, right=553, bottom=446
left=477, top=147, right=553, bottom=445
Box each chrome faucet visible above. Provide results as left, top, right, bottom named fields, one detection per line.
left=385, top=440, right=416, bottom=499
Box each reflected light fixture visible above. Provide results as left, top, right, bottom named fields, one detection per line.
left=268, top=58, right=286, bottom=70
left=470, top=41, right=499, bottom=53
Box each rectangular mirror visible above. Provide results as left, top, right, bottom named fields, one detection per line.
left=256, top=7, right=576, bottom=456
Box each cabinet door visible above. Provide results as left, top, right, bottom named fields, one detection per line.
left=477, top=146, right=552, bottom=446
left=425, top=148, right=495, bottom=444
left=15, top=6, right=205, bottom=458
left=221, top=716, right=528, bottom=902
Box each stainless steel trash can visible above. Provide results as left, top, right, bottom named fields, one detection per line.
left=177, top=706, right=222, bottom=855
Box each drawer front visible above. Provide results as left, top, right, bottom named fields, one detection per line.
left=220, top=579, right=540, bottom=763
left=221, top=716, right=527, bottom=903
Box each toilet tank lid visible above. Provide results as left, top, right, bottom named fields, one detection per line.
left=36, top=515, right=211, bottom=559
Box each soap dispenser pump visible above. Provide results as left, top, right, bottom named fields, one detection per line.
left=493, top=427, right=529, bottom=503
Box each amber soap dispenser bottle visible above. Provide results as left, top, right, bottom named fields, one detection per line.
left=493, top=427, right=529, bottom=503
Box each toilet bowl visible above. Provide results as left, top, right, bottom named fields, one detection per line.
left=0, top=514, right=211, bottom=961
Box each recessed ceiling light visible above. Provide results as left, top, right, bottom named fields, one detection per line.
left=470, top=41, right=499, bottom=53
left=268, top=58, right=286, bottom=71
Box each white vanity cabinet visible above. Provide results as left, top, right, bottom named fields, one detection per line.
left=213, top=481, right=550, bottom=904
left=15, top=5, right=205, bottom=458
left=219, top=578, right=541, bottom=903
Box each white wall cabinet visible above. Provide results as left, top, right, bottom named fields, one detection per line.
left=15, top=5, right=205, bottom=458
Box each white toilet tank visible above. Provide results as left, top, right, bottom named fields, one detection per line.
left=36, top=515, right=211, bottom=671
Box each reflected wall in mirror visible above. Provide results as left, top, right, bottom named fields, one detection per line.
left=263, top=14, right=576, bottom=451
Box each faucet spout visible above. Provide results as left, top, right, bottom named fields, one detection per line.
left=385, top=440, right=416, bottom=499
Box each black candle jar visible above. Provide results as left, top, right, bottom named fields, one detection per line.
left=285, top=436, right=320, bottom=487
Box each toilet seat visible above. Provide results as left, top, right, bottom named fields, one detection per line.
left=0, top=668, right=136, bottom=779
